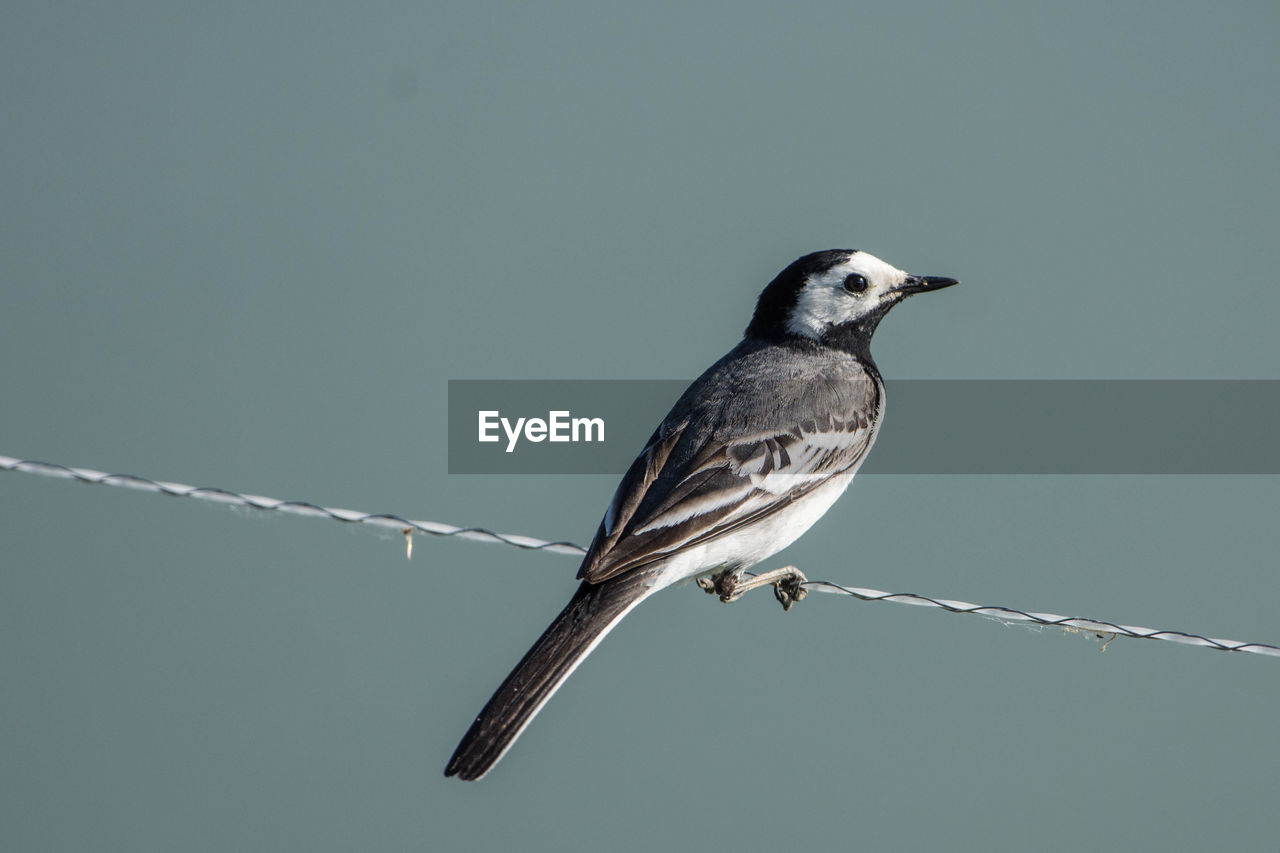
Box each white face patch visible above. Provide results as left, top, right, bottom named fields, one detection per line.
left=785, top=251, right=910, bottom=340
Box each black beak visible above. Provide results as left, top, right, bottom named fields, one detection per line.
left=897, top=274, right=959, bottom=296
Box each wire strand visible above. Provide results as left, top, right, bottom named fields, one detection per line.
left=0, top=455, right=585, bottom=555
left=3, top=454, right=1277, bottom=660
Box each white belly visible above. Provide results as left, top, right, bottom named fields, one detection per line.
left=650, top=469, right=857, bottom=590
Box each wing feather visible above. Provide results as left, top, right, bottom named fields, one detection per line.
left=576, top=341, right=884, bottom=584
left=579, top=415, right=875, bottom=582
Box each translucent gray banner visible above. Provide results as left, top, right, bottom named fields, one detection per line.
left=447, top=380, right=1280, bottom=474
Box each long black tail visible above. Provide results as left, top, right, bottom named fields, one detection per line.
left=444, top=571, right=656, bottom=781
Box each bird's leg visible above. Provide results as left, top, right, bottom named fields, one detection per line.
left=697, top=566, right=809, bottom=611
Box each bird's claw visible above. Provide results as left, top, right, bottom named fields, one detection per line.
left=772, top=573, right=808, bottom=611
left=697, top=570, right=745, bottom=603
left=698, top=566, right=808, bottom=611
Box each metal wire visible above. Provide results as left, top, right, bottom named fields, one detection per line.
left=3, top=454, right=1277, bottom=660
left=798, top=580, right=1280, bottom=657
left=0, top=456, right=585, bottom=556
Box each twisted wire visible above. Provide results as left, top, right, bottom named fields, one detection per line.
left=0, top=456, right=585, bottom=556
left=799, top=580, right=1280, bottom=657
left=3, top=454, right=1277, bottom=659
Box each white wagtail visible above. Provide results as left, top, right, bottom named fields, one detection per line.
left=445, top=249, right=958, bottom=780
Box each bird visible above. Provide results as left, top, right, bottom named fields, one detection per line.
left=444, top=249, right=958, bottom=780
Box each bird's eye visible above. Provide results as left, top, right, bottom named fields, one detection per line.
left=843, top=273, right=869, bottom=294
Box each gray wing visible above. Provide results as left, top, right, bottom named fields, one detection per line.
left=578, top=343, right=882, bottom=583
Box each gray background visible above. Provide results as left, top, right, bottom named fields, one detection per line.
left=2, top=2, right=1277, bottom=850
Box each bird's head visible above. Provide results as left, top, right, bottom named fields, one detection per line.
left=745, top=249, right=958, bottom=355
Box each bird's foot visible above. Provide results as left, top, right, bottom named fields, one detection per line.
left=697, top=566, right=808, bottom=611
left=697, top=568, right=745, bottom=602
left=770, top=568, right=809, bottom=611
